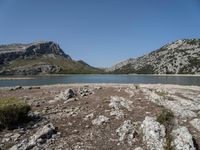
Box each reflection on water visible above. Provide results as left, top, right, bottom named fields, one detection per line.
left=0, top=74, right=200, bottom=87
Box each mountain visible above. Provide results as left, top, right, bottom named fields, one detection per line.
left=109, top=39, right=200, bottom=74
left=0, top=41, right=101, bottom=75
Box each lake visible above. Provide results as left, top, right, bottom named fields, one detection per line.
left=0, top=74, right=200, bottom=87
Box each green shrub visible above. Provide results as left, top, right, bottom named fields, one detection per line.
left=157, top=109, right=174, bottom=125
left=157, top=109, right=174, bottom=150
left=0, top=98, right=31, bottom=129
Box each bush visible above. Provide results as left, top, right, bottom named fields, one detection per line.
left=157, top=109, right=174, bottom=125
left=157, top=109, right=174, bottom=150
left=0, top=98, right=31, bottom=129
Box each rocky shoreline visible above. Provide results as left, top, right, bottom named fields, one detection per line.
left=0, top=83, right=200, bottom=149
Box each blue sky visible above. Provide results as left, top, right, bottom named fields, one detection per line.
left=0, top=0, right=200, bottom=67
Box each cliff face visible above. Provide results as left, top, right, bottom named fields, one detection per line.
left=0, top=41, right=101, bottom=75
left=0, top=41, right=71, bottom=65
left=109, top=39, right=200, bottom=74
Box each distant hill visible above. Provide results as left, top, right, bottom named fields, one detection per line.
left=0, top=41, right=102, bottom=75
left=108, top=39, right=200, bottom=74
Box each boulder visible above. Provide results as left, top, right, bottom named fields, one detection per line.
left=79, top=88, right=93, bottom=97
left=141, top=116, right=166, bottom=150
left=190, top=118, right=200, bottom=131
left=9, top=123, right=56, bottom=150
left=171, top=126, right=196, bottom=150
left=9, top=86, right=22, bottom=91
left=116, top=120, right=137, bottom=145
left=109, top=96, right=133, bottom=119
left=92, top=115, right=109, bottom=125
left=55, top=88, right=76, bottom=101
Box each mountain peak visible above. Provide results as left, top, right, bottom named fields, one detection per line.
left=0, top=41, right=71, bottom=65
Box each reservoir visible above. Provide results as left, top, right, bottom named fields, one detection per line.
left=0, top=74, right=200, bottom=87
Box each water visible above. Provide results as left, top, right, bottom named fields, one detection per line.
left=0, top=74, right=200, bottom=87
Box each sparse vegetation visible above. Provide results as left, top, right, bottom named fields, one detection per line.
left=5, top=55, right=103, bottom=74
left=157, top=109, right=174, bottom=150
left=156, top=91, right=167, bottom=97
left=113, top=64, right=155, bottom=74
left=136, top=65, right=155, bottom=74
left=0, top=98, right=31, bottom=129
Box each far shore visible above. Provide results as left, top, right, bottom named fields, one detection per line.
left=0, top=73, right=200, bottom=80
left=0, top=77, right=35, bottom=80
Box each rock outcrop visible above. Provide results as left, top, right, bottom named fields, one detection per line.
left=92, top=115, right=110, bottom=125
left=55, top=88, right=76, bottom=101
left=141, top=116, right=166, bottom=150
left=10, top=123, right=56, bottom=150
left=2, top=64, right=61, bottom=75
left=171, top=126, right=196, bottom=150
left=0, top=41, right=101, bottom=75
left=0, top=41, right=70, bottom=65
left=190, top=118, right=200, bottom=132
left=109, top=96, right=133, bottom=119
left=116, top=120, right=137, bottom=145
left=109, top=39, right=200, bottom=74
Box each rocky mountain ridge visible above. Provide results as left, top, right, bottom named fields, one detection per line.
left=0, top=41, right=71, bottom=64
left=109, top=39, right=200, bottom=74
left=0, top=41, right=101, bottom=75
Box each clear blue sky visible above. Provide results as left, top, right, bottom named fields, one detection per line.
left=0, top=0, right=200, bottom=67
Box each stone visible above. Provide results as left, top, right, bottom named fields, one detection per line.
left=12, top=133, right=21, bottom=142
left=92, top=115, right=109, bottom=125
left=141, top=88, right=197, bottom=119
left=190, top=118, right=200, bottom=131
left=55, top=88, right=76, bottom=101
left=79, top=88, right=93, bottom=97
left=134, top=147, right=143, bottom=150
left=171, top=126, right=196, bottom=150
left=116, top=120, right=137, bottom=145
left=141, top=116, right=166, bottom=150
left=109, top=96, right=133, bottom=119
left=84, top=113, right=94, bottom=121
left=9, top=123, right=56, bottom=150
left=9, top=86, right=22, bottom=91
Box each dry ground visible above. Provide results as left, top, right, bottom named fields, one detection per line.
left=0, top=84, right=200, bottom=150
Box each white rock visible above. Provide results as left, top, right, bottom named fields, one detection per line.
left=116, top=120, right=137, bottom=145
left=109, top=96, right=133, bottom=119
left=141, top=116, right=166, bottom=150
left=10, top=123, right=56, bottom=150
left=125, top=87, right=135, bottom=97
left=141, top=88, right=197, bottom=119
left=171, top=126, right=196, bottom=150
left=190, top=118, right=200, bottom=131
left=134, top=147, right=143, bottom=150
left=92, top=115, right=109, bottom=125
left=83, top=113, right=94, bottom=121
left=55, top=88, right=76, bottom=100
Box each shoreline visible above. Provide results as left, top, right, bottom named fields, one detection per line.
left=0, top=73, right=200, bottom=80
left=0, top=77, right=35, bottom=80
left=0, top=83, right=200, bottom=90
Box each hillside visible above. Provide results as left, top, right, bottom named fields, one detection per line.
left=0, top=41, right=101, bottom=75
left=109, top=39, right=200, bottom=74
